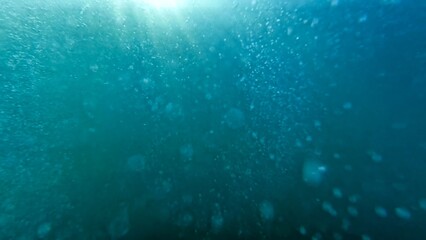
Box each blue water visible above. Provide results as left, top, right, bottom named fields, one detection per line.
left=1, top=0, right=426, bottom=239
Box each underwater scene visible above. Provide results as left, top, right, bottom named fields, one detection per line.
left=1, top=0, right=426, bottom=239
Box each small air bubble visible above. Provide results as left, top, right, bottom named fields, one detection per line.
left=395, top=207, right=411, bottom=220
left=299, top=226, right=307, bottom=235
left=343, top=102, right=352, bottom=110
left=330, top=0, right=339, bottom=6
left=361, top=235, right=371, bottom=240
left=358, top=14, right=368, bottom=23
left=333, top=188, right=343, bottom=198
left=322, top=201, right=337, bottom=217
left=419, top=199, right=426, bottom=210
left=369, top=151, right=383, bottom=162
left=347, top=206, right=358, bottom=217
left=375, top=206, right=388, bottom=218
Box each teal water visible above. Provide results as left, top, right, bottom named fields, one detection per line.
left=1, top=0, right=426, bottom=239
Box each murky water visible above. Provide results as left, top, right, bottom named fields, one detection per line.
left=1, top=0, right=425, bottom=239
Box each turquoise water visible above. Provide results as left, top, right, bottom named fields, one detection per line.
left=1, top=0, right=426, bottom=239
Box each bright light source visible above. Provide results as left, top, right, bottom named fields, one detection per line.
left=140, top=0, right=181, bottom=8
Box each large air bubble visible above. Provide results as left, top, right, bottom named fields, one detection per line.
left=224, top=108, right=246, bottom=129
left=126, top=154, right=146, bottom=172
left=303, top=160, right=327, bottom=186
left=259, top=200, right=274, bottom=221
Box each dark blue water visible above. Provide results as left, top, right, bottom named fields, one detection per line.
left=1, top=0, right=426, bottom=239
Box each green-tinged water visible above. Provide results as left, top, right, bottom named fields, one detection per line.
left=1, top=0, right=426, bottom=239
